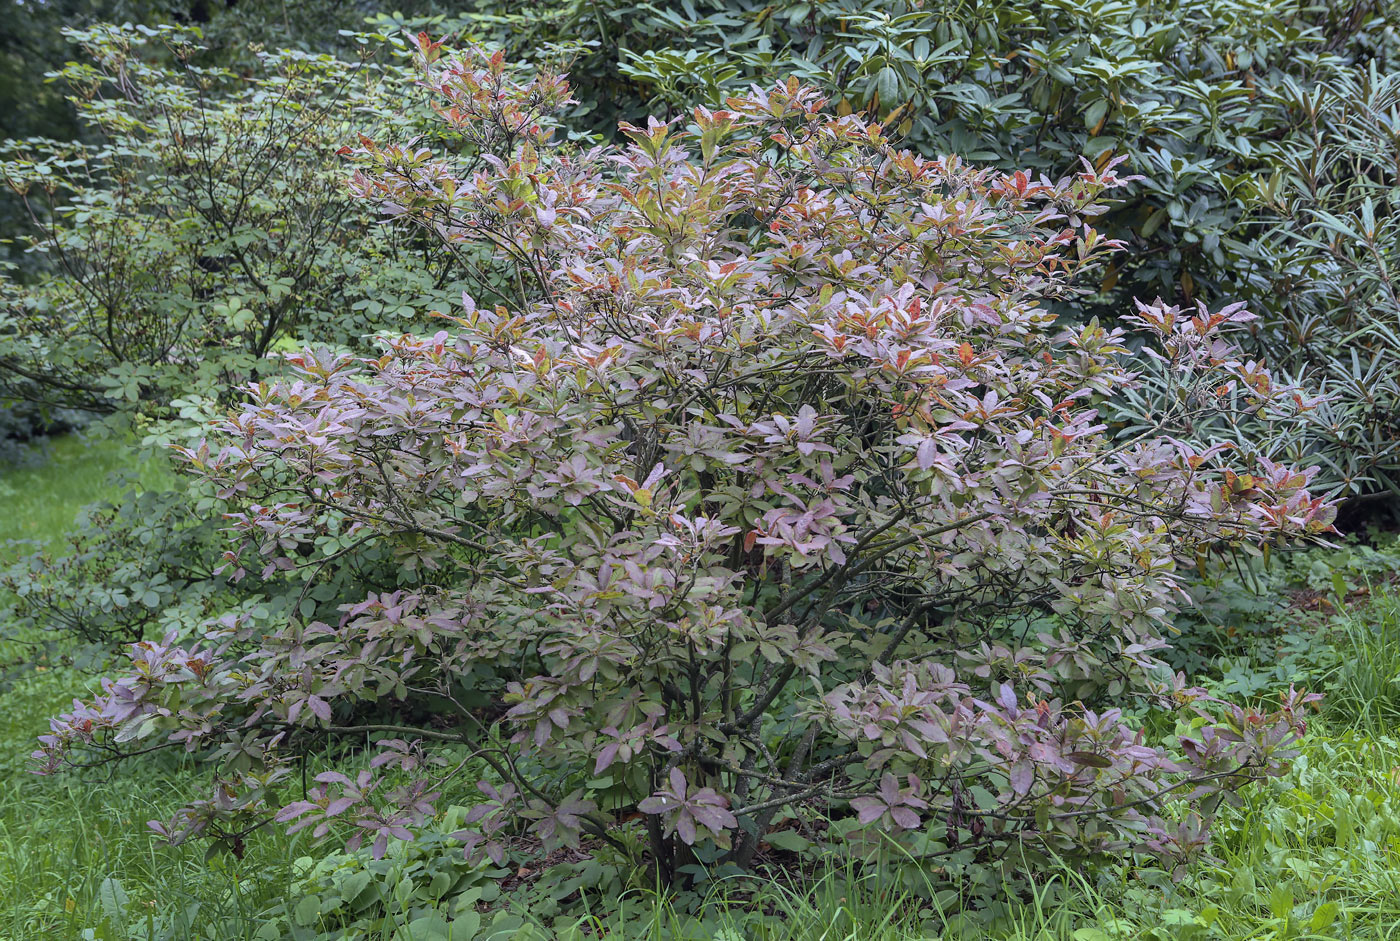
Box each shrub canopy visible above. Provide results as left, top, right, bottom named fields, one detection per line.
left=37, top=49, right=1333, bottom=886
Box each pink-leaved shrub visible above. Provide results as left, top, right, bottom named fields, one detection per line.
left=37, top=42, right=1334, bottom=886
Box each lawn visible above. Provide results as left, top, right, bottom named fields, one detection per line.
left=0, top=435, right=162, bottom=546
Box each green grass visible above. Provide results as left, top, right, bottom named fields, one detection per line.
left=535, top=724, right=1400, bottom=940
left=0, top=435, right=281, bottom=940
left=0, top=667, right=307, bottom=940
left=0, top=434, right=165, bottom=547
left=1324, top=593, right=1400, bottom=735
left=2, top=438, right=1400, bottom=939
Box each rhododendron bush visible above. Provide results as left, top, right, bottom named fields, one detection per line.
left=37, top=46, right=1336, bottom=886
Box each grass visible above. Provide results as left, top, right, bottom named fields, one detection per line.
left=1325, top=593, right=1400, bottom=734
left=2, top=437, right=1400, bottom=939
left=0, top=667, right=306, bottom=940
left=0, top=434, right=165, bottom=547
left=0, top=434, right=275, bottom=940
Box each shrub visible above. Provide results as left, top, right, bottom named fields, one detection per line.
left=471, top=0, right=1400, bottom=498
left=1246, top=66, right=1400, bottom=496
left=0, top=23, right=465, bottom=421
left=497, top=0, right=1392, bottom=308
left=0, top=485, right=225, bottom=648
left=37, top=49, right=1334, bottom=891
left=0, top=25, right=486, bottom=679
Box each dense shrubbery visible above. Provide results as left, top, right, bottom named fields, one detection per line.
left=0, top=24, right=483, bottom=675
left=467, top=0, right=1400, bottom=496
left=0, top=23, right=467, bottom=421
left=0, top=0, right=463, bottom=143
left=33, top=48, right=1335, bottom=897
left=8, top=5, right=1400, bottom=479
left=1248, top=65, right=1400, bottom=494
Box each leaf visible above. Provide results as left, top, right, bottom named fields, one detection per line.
left=307, top=695, right=332, bottom=722
left=1084, top=99, right=1108, bottom=133
left=340, top=869, right=374, bottom=906
left=1008, top=761, right=1034, bottom=795
left=850, top=796, right=886, bottom=825
left=638, top=795, right=674, bottom=814
left=292, top=894, right=321, bottom=927
left=877, top=67, right=899, bottom=109
left=762, top=830, right=812, bottom=853
left=594, top=742, right=620, bottom=775
left=97, top=877, right=128, bottom=923
left=1310, top=901, right=1339, bottom=930
left=393, top=912, right=451, bottom=941
left=452, top=910, right=482, bottom=937
left=889, top=805, right=921, bottom=829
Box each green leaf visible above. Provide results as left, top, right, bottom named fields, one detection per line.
left=1084, top=98, right=1108, bottom=131
left=1310, top=901, right=1339, bottom=930
left=97, top=877, right=128, bottom=923
left=394, top=912, right=451, bottom=941
left=341, top=869, right=376, bottom=908
left=454, top=910, right=482, bottom=937
left=877, top=66, right=898, bottom=106
left=293, top=894, right=321, bottom=927
left=763, top=830, right=812, bottom=853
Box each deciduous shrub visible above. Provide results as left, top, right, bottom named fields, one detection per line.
left=37, top=49, right=1334, bottom=892
left=0, top=23, right=465, bottom=421
left=469, top=0, right=1400, bottom=498
left=0, top=25, right=494, bottom=682
left=0, top=485, right=226, bottom=649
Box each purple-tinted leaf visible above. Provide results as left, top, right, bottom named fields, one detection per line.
left=594, top=743, right=619, bottom=776
left=889, top=805, right=921, bottom=830
left=850, top=797, right=886, bottom=826
left=1009, top=762, right=1035, bottom=796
